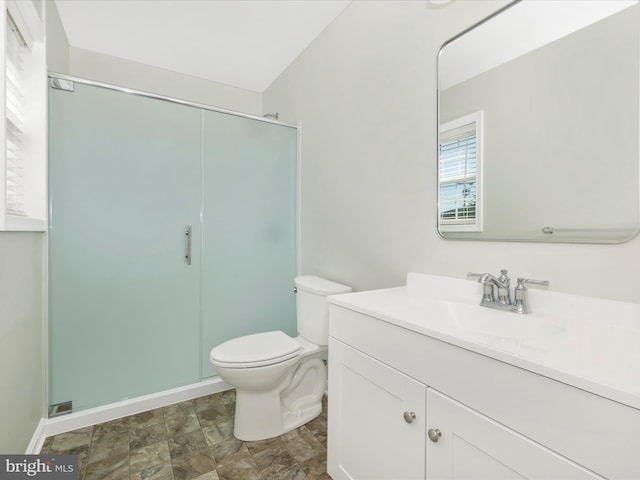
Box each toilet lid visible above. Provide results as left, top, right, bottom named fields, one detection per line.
left=209, top=331, right=301, bottom=368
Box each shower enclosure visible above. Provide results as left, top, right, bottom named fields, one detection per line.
left=48, top=77, right=298, bottom=412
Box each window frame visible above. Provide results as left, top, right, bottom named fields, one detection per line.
left=0, top=0, right=46, bottom=231
left=438, top=110, right=483, bottom=233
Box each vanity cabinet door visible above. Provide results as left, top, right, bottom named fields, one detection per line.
left=425, top=389, right=602, bottom=480
left=328, top=338, right=426, bottom=480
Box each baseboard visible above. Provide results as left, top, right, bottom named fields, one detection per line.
left=25, top=418, right=48, bottom=454
left=43, top=377, right=231, bottom=438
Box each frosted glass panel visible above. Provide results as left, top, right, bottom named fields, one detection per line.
left=49, top=83, right=202, bottom=410
left=201, top=111, right=298, bottom=377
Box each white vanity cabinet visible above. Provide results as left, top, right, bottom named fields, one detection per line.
left=327, top=277, right=640, bottom=480
left=328, top=337, right=600, bottom=480
left=425, top=389, right=600, bottom=479
left=328, top=338, right=426, bottom=480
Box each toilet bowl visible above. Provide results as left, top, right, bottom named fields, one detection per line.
left=211, top=332, right=327, bottom=441
left=209, top=276, right=352, bottom=441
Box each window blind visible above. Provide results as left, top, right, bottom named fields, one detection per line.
left=5, top=13, right=26, bottom=215
left=439, top=123, right=477, bottom=224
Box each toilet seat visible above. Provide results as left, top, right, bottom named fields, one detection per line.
left=210, top=330, right=301, bottom=368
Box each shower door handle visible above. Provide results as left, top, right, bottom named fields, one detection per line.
left=185, top=225, right=192, bottom=265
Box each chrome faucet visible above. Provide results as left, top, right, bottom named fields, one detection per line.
left=468, top=270, right=549, bottom=314
left=476, top=269, right=511, bottom=306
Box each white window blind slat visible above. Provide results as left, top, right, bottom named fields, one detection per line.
left=439, top=123, right=477, bottom=225
left=6, top=108, right=23, bottom=131
left=5, top=12, right=27, bottom=215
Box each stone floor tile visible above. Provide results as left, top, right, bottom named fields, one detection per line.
left=168, top=428, right=208, bottom=458
left=195, top=404, right=231, bottom=428
left=132, top=462, right=175, bottom=480
left=210, top=437, right=251, bottom=468
left=281, top=427, right=326, bottom=467
left=247, top=437, right=306, bottom=480
left=39, top=388, right=329, bottom=480
left=171, top=448, right=216, bottom=480
left=92, top=417, right=130, bottom=439
left=87, top=431, right=129, bottom=466
left=223, top=402, right=235, bottom=418
left=192, top=471, right=219, bottom=480
left=130, top=423, right=167, bottom=451
left=244, top=437, right=286, bottom=471
left=201, top=419, right=234, bottom=448
left=40, top=435, right=54, bottom=454
left=130, top=441, right=171, bottom=477
left=84, top=455, right=129, bottom=480
left=220, top=390, right=235, bottom=406
left=261, top=463, right=307, bottom=480
left=49, top=426, right=94, bottom=453
left=77, top=449, right=90, bottom=480
left=130, top=408, right=165, bottom=430
left=304, top=415, right=327, bottom=449
left=215, top=457, right=263, bottom=480
left=193, top=394, right=225, bottom=413
left=297, top=458, right=330, bottom=480
left=165, top=413, right=201, bottom=438
left=163, top=401, right=195, bottom=419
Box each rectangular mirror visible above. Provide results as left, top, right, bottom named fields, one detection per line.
left=437, top=0, right=640, bottom=243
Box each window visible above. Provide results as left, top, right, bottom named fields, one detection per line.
left=438, top=111, right=482, bottom=232
left=6, top=12, right=26, bottom=215
left=1, top=0, right=46, bottom=231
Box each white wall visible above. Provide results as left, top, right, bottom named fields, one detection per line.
left=68, top=46, right=263, bottom=116
left=0, top=0, right=51, bottom=453
left=0, top=232, right=45, bottom=452
left=263, top=0, right=640, bottom=303
left=46, top=0, right=69, bottom=74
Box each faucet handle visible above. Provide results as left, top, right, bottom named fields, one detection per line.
left=512, top=278, right=549, bottom=314
left=517, top=278, right=549, bottom=287
left=468, top=270, right=510, bottom=282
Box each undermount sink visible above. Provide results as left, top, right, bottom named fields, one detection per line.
left=445, top=301, right=565, bottom=341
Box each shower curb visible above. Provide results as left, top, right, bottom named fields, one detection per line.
left=34, top=377, right=231, bottom=446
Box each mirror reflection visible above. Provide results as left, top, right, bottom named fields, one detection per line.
left=438, top=0, right=639, bottom=243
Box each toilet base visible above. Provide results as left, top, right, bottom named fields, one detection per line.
left=282, top=402, right=323, bottom=432
left=232, top=356, right=327, bottom=441
left=233, top=393, right=323, bottom=441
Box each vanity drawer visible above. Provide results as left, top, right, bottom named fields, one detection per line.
left=329, top=304, right=640, bottom=479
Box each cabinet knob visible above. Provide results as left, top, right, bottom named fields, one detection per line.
left=403, top=411, right=416, bottom=424
left=428, top=428, right=442, bottom=443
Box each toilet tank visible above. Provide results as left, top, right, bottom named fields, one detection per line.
left=295, top=276, right=352, bottom=345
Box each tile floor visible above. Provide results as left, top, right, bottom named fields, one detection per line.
left=40, top=390, right=330, bottom=480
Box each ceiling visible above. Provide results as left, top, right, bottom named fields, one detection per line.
left=54, top=0, right=351, bottom=93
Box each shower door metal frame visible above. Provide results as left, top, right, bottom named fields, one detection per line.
left=48, top=73, right=298, bottom=128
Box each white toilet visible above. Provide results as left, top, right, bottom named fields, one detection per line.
left=209, top=275, right=352, bottom=441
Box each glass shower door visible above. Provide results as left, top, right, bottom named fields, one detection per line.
left=201, top=111, right=298, bottom=377
left=49, top=83, right=202, bottom=411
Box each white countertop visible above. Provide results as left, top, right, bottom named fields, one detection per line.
left=329, top=272, right=640, bottom=410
